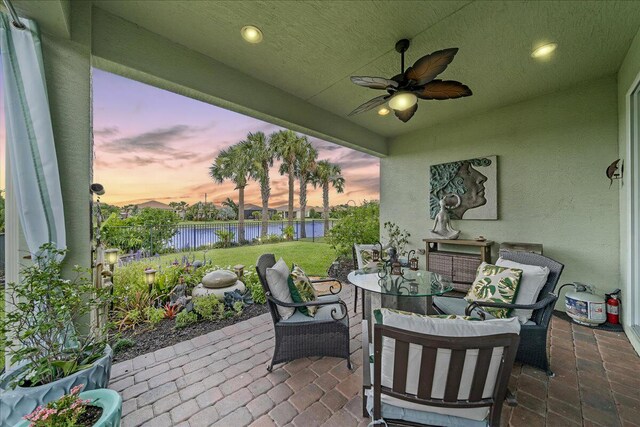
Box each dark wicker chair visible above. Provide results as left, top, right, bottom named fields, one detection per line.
left=433, top=250, right=564, bottom=375
left=363, top=319, right=520, bottom=426
left=255, top=254, right=352, bottom=371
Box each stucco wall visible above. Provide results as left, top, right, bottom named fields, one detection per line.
left=617, top=26, right=640, bottom=351
left=381, top=76, right=620, bottom=308
left=42, top=2, right=91, bottom=273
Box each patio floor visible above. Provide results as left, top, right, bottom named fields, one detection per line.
left=109, top=286, right=640, bottom=427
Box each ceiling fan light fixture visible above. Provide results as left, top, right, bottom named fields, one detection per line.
left=388, top=92, right=418, bottom=111
left=531, top=42, right=557, bottom=59
left=241, top=25, right=263, bottom=43
left=377, top=107, right=390, bottom=116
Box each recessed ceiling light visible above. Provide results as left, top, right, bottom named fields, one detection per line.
left=531, top=42, right=557, bottom=59
left=241, top=25, right=263, bottom=44
left=377, top=107, right=390, bottom=116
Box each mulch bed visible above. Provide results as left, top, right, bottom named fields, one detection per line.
left=111, top=303, right=269, bottom=363
left=112, top=257, right=345, bottom=363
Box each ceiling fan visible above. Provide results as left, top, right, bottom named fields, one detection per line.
left=348, top=39, right=472, bottom=123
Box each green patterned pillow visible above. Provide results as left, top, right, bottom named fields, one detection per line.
left=288, top=264, right=318, bottom=317
left=465, top=262, right=523, bottom=319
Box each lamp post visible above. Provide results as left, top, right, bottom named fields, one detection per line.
left=105, top=248, right=119, bottom=271
left=145, top=269, right=157, bottom=294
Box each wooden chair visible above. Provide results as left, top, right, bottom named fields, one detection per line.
left=363, top=319, right=520, bottom=427
left=255, top=254, right=351, bottom=371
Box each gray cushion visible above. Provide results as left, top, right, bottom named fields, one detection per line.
left=433, top=296, right=494, bottom=319
left=279, top=297, right=347, bottom=326
left=266, top=258, right=294, bottom=320
left=433, top=296, right=536, bottom=325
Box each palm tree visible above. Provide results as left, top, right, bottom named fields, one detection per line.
left=209, top=143, right=252, bottom=242
left=295, top=139, right=318, bottom=239
left=311, top=160, right=345, bottom=232
left=270, top=130, right=306, bottom=228
left=246, top=132, right=273, bottom=238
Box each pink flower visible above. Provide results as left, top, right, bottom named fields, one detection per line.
left=70, top=384, right=84, bottom=395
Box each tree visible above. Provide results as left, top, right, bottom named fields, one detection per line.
left=216, top=206, right=237, bottom=220
left=327, top=201, right=380, bottom=257
left=210, top=143, right=252, bottom=242
left=101, top=208, right=179, bottom=254
left=295, top=139, right=318, bottom=238
left=311, top=160, right=345, bottom=232
left=246, top=132, right=273, bottom=238
left=222, top=197, right=239, bottom=216
left=270, top=130, right=306, bottom=229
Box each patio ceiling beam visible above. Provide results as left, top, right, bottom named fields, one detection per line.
left=8, top=0, right=70, bottom=39
left=90, top=7, right=388, bottom=157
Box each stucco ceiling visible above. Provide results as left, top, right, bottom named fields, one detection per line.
left=93, top=1, right=640, bottom=138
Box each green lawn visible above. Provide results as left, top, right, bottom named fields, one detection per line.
left=158, top=241, right=336, bottom=276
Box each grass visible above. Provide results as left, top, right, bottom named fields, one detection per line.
left=157, top=240, right=337, bottom=276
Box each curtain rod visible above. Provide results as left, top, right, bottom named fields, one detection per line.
left=2, top=0, right=25, bottom=29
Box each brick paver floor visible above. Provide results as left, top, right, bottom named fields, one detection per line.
left=110, top=286, right=640, bottom=427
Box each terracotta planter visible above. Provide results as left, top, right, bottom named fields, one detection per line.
left=0, top=345, right=113, bottom=426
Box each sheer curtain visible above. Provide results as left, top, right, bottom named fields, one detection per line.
left=0, top=13, right=65, bottom=257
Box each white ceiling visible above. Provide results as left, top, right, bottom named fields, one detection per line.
left=88, top=1, right=640, bottom=137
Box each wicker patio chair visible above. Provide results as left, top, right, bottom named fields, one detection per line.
left=362, top=319, right=520, bottom=427
left=433, top=250, right=564, bottom=375
left=255, top=254, right=352, bottom=371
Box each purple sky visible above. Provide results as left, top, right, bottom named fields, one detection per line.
left=92, top=69, right=380, bottom=207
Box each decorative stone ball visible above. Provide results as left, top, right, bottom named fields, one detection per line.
left=192, top=260, right=204, bottom=269
left=192, top=281, right=246, bottom=298
left=201, top=270, right=238, bottom=289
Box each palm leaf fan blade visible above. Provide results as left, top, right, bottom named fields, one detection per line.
left=415, top=80, right=472, bottom=100
left=404, top=48, right=459, bottom=86
left=348, top=95, right=389, bottom=116
left=394, top=103, right=418, bottom=123
left=350, top=76, right=399, bottom=90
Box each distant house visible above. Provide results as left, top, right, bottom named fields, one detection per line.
left=273, top=205, right=322, bottom=219
left=136, top=200, right=174, bottom=210
left=243, top=203, right=276, bottom=219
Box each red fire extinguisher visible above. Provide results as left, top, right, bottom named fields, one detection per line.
left=606, top=289, right=621, bottom=324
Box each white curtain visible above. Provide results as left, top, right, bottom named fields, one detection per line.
left=0, top=14, right=66, bottom=257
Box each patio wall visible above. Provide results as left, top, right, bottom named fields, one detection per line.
left=618, top=26, right=640, bottom=352
left=380, top=75, right=619, bottom=309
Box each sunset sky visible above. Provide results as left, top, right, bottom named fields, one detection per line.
left=91, top=69, right=380, bottom=208
left=0, top=68, right=379, bottom=207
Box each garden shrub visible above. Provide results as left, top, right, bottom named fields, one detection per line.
left=242, top=270, right=266, bottom=304
left=175, top=311, right=198, bottom=329
left=193, top=294, right=225, bottom=321
left=113, top=338, right=135, bottom=353
left=327, top=201, right=380, bottom=257
left=101, top=207, right=179, bottom=254
left=145, top=307, right=165, bottom=326
left=215, top=229, right=235, bottom=248
left=233, top=301, right=244, bottom=315
left=282, top=225, right=295, bottom=240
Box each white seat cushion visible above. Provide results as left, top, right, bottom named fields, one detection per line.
left=266, top=258, right=294, bottom=320
left=496, top=257, right=549, bottom=324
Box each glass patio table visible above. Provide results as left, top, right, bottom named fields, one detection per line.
left=347, top=268, right=453, bottom=317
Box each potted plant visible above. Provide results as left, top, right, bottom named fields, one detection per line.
left=0, top=244, right=114, bottom=426
left=15, top=384, right=122, bottom=427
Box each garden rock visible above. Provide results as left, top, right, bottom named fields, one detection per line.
left=201, top=270, right=238, bottom=289
left=192, top=280, right=246, bottom=298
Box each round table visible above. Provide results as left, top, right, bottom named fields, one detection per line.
left=347, top=268, right=453, bottom=317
